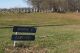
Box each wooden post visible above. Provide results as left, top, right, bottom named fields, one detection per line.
left=14, top=41, right=16, bottom=47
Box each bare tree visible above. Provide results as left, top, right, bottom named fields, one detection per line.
left=25, top=0, right=80, bottom=12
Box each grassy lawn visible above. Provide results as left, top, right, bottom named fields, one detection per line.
left=0, top=13, right=80, bottom=53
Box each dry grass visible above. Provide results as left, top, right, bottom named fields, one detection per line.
left=5, top=45, right=48, bottom=53
left=0, top=13, right=80, bottom=26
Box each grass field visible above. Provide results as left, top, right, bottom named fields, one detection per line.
left=0, top=13, right=80, bottom=53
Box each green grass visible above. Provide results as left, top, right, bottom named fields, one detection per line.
left=1, top=13, right=80, bottom=53
left=1, top=26, right=80, bottom=53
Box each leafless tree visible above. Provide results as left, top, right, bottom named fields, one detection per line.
left=25, top=0, right=80, bottom=12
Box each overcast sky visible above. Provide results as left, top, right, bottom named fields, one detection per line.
left=0, top=0, right=29, bottom=8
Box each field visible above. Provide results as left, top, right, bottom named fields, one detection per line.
left=0, top=13, right=80, bottom=53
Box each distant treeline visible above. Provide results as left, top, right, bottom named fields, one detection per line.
left=0, top=8, right=33, bottom=13
left=25, top=0, right=80, bottom=13
left=0, top=8, right=55, bottom=13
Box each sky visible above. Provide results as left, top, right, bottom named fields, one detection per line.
left=0, top=0, right=30, bottom=8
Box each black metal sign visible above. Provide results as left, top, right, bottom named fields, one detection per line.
left=13, top=26, right=36, bottom=33
left=12, top=35, right=35, bottom=41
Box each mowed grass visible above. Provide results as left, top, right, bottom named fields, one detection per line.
left=0, top=13, right=80, bottom=53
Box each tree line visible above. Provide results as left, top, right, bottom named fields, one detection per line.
left=26, top=0, right=80, bottom=13
left=0, top=0, right=80, bottom=13
left=0, top=8, right=33, bottom=13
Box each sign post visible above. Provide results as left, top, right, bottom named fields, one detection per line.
left=14, top=32, right=18, bottom=47
left=14, top=41, right=16, bottom=47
